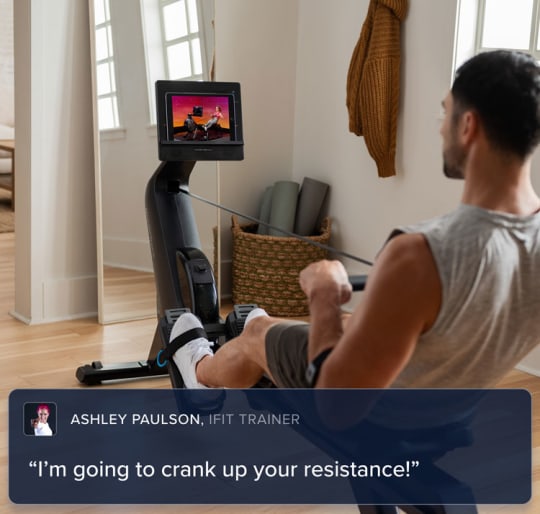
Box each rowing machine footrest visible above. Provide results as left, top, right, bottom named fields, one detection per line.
left=165, top=308, right=192, bottom=325
left=225, top=304, right=259, bottom=339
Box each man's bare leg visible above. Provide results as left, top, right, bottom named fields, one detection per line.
left=197, top=313, right=282, bottom=388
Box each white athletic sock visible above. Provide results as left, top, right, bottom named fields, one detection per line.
left=244, top=307, right=269, bottom=327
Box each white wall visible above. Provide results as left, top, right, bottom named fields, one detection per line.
left=14, top=0, right=97, bottom=323
left=214, top=0, right=300, bottom=293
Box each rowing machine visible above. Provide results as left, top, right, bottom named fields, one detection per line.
left=76, top=80, right=368, bottom=386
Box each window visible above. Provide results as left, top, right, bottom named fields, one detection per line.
left=160, top=0, right=204, bottom=80
left=453, top=0, right=540, bottom=81
left=142, top=0, right=213, bottom=124
left=93, top=0, right=121, bottom=130
left=476, top=0, right=540, bottom=58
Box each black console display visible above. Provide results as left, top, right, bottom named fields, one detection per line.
left=156, top=80, right=244, bottom=161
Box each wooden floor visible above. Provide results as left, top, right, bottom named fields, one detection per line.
left=0, top=231, right=538, bottom=513
left=101, top=265, right=156, bottom=322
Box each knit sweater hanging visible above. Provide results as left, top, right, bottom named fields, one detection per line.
left=346, top=0, right=408, bottom=178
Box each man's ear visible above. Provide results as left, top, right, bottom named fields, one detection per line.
left=460, top=110, right=479, bottom=145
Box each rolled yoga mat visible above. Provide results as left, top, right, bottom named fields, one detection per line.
left=257, top=186, right=273, bottom=235
left=294, top=177, right=330, bottom=236
left=268, top=181, right=299, bottom=237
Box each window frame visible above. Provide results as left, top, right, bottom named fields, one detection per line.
left=158, top=0, right=208, bottom=81
left=93, top=0, right=121, bottom=131
left=474, top=0, right=540, bottom=59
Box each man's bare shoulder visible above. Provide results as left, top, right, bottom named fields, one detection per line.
left=374, top=231, right=437, bottom=284
left=364, top=231, right=441, bottom=332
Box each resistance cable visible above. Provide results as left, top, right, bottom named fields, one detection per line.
left=179, top=186, right=374, bottom=267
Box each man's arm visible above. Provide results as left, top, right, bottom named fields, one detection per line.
left=301, top=233, right=441, bottom=388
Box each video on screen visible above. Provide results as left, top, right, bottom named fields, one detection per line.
left=169, top=94, right=232, bottom=143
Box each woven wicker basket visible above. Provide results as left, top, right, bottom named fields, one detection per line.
left=231, top=216, right=331, bottom=316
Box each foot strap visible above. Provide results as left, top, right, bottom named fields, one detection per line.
left=156, top=327, right=208, bottom=367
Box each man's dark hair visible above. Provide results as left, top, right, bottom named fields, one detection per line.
left=451, top=50, right=540, bottom=158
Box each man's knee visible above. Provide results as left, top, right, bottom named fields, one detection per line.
left=236, top=315, right=281, bottom=370
left=241, top=314, right=279, bottom=341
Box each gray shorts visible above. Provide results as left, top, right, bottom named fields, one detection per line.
left=265, top=321, right=310, bottom=388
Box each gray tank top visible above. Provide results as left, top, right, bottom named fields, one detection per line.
left=390, top=203, right=540, bottom=388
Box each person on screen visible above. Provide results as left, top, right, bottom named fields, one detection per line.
left=203, top=106, right=223, bottom=139
left=183, top=113, right=198, bottom=140
left=168, top=50, right=540, bottom=391
left=31, top=404, right=53, bottom=436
